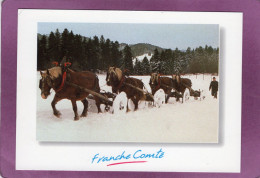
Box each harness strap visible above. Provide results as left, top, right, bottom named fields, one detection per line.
left=55, top=71, right=67, bottom=92
left=116, top=76, right=125, bottom=90
left=155, top=76, right=161, bottom=90
left=64, top=62, right=71, bottom=67
left=54, top=62, right=72, bottom=92
left=52, top=61, right=59, bottom=66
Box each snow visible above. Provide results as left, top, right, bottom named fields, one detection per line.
left=37, top=73, right=219, bottom=143
left=133, top=53, right=153, bottom=63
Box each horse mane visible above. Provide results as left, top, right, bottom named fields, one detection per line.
left=109, top=67, right=122, bottom=81
left=48, top=67, right=62, bottom=79
left=115, top=68, right=122, bottom=80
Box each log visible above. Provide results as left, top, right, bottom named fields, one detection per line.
left=181, top=82, right=195, bottom=93
left=124, top=82, right=154, bottom=101
left=160, top=83, right=183, bottom=96
left=66, top=82, right=113, bottom=106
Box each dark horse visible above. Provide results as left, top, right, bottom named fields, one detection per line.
left=172, top=74, right=192, bottom=101
left=106, top=67, right=146, bottom=111
left=39, top=66, right=101, bottom=121
left=149, top=73, right=175, bottom=103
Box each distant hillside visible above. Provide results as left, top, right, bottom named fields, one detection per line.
left=119, top=43, right=128, bottom=51
left=119, top=43, right=164, bottom=57
left=129, top=43, right=164, bottom=57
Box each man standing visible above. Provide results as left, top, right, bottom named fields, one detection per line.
left=209, top=77, right=218, bottom=99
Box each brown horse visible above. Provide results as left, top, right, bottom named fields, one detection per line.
left=106, top=67, right=146, bottom=111
left=149, top=73, right=175, bottom=103
left=172, top=74, right=192, bottom=101
left=39, top=66, right=101, bottom=121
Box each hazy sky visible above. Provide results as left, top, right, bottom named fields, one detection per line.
left=38, top=23, right=219, bottom=50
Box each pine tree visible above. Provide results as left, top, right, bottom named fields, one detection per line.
left=123, top=45, right=134, bottom=73
left=54, top=29, right=61, bottom=60
left=88, top=36, right=100, bottom=71
left=37, top=35, right=48, bottom=70
left=150, top=48, right=160, bottom=73
left=134, top=60, right=142, bottom=75
left=85, top=38, right=95, bottom=70
left=111, top=41, right=122, bottom=67
left=73, top=34, right=83, bottom=69
left=67, top=30, right=75, bottom=57
left=160, top=50, right=167, bottom=74
left=104, top=39, right=111, bottom=68
left=173, top=48, right=185, bottom=74
left=48, top=32, right=56, bottom=61
left=141, top=56, right=150, bottom=75
left=164, top=49, right=173, bottom=74
left=61, top=28, right=70, bottom=58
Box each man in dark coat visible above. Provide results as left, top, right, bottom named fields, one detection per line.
left=209, top=77, right=218, bottom=99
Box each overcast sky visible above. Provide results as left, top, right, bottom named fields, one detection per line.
left=38, top=23, right=219, bottom=50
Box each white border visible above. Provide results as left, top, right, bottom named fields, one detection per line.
left=16, top=10, right=242, bottom=172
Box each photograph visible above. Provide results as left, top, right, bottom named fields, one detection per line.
left=37, top=22, right=219, bottom=143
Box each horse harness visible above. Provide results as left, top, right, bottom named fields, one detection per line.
left=155, top=76, right=161, bottom=91
left=115, top=75, right=126, bottom=91
left=53, top=62, right=72, bottom=92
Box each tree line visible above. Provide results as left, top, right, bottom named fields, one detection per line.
left=134, top=46, right=219, bottom=75
left=37, top=28, right=219, bottom=75
left=37, top=28, right=134, bottom=72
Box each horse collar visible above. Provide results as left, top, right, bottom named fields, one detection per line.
left=55, top=71, right=67, bottom=92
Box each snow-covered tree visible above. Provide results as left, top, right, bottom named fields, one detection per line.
left=141, top=56, right=151, bottom=75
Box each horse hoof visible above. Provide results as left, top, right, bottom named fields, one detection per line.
left=54, top=111, right=61, bottom=118
left=74, top=116, right=80, bottom=121
left=80, top=114, right=87, bottom=117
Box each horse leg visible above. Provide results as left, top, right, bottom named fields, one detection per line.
left=94, top=96, right=102, bottom=113
left=134, top=100, right=139, bottom=111
left=80, top=98, right=88, bottom=117
left=165, top=94, right=170, bottom=104
left=133, top=97, right=139, bottom=111
left=126, top=99, right=130, bottom=112
left=51, top=95, right=62, bottom=118
left=71, top=100, right=79, bottom=121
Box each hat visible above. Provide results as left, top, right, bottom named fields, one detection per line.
left=213, top=77, right=216, bottom=79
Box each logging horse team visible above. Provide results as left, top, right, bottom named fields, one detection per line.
left=39, top=64, right=195, bottom=121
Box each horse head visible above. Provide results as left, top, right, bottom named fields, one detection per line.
left=106, top=67, right=122, bottom=86
left=172, top=74, right=181, bottom=85
left=150, top=73, right=160, bottom=85
left=39, top=67, right=62, bottom=99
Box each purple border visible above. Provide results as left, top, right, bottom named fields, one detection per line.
left=1, top=0, right=260, bottom=177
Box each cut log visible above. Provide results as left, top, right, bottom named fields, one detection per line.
left=160, top=83, right=183, bottom=96
left=124, top=82, right=154, bottom=101
left=66, top=82, right=113, bottom=106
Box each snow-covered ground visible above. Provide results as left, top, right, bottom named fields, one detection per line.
left=37, top=73, right=219, bottom=143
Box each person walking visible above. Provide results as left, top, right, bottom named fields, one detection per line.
left=209, top=77, right=218, bottom=99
